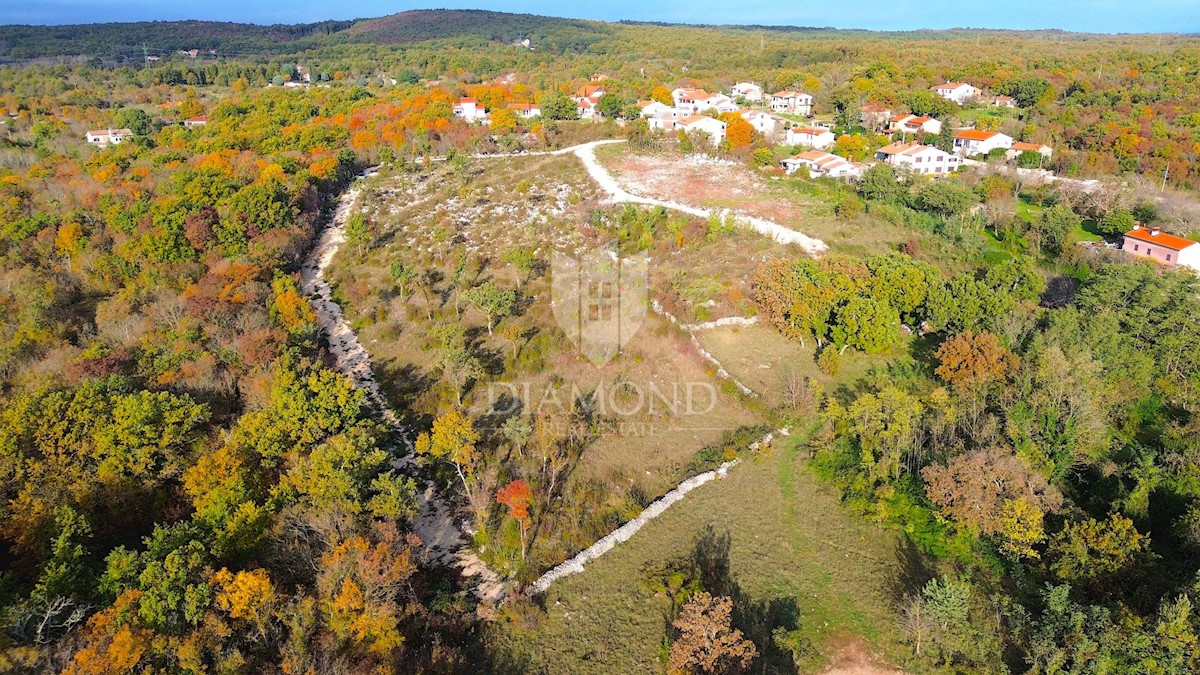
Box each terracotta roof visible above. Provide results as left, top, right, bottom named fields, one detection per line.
left=507, top=103, right=537, bottom=110
left=574, top=85, right=603, bottom=97
left=185, top=115, right=207, bottom=122
left=935, top=82, right=972, bottom=89
left=676, top=88, right=711, bottom=99
left=877, top=141, right=920, bottom=155
left=637, top=100, right=659, bottom=108
left=1124, top=227, right=1197, bottom=251
left=791, top=127, right=830, bottom=136
left=459, top=97, right=476, bottom=103
left=773, top=90, right=806, bottom=98
left=955, top=129, right=1002, bottom=141
left=680, top=114, right=711, bottom=125
left=1011, top=141, right=1049, bottom=152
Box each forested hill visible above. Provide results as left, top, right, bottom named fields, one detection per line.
left=0, top=19, right=355, bottom=59
left=336, top=9, right=611, bottom=50
left=0, top=10, right=613, bottom=60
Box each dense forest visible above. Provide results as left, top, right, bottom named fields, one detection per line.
left=2, top=8, right=1200, bottom=673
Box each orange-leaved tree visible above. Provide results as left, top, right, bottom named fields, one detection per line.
left=496, top=479, right=533, bottom=559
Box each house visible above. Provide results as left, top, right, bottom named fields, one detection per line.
left=638, top=100, right=674, bottom=118
left=992, top=95, right=1017, bottom=108
left=507, top=103, right=542, bottom=119
left=781, top=150, right=862, bottom=179
left=785, top=126, right=836, bottom=149
left=183, top=115, right=207, bottom=128
left=574, top=85, right=606, bottom=100
left=875, top=141, right=962, bottom=175
left=671, top=88, right=735, bottom=114
left=452, top=98, right=488, bottom=123
left=952, top=129, right=1013, bottom=156
left=770, top=91, right=814, bottom=115
left=887, top=114, right=942, bottom=136
left=731, top=82, right=764, bottom=102
left=591, top=73, right=611, bottom=82
left=1006, top=141, right=1053, bottom=160
left=85, top=128, right=133, bottom=145
left=860, top=104, right=893, bottom=130
left=646, top=114, right=682, bottom=132
left=576, top=97, right=598, bottom=119
left=1122, top=224, right=1200, bottom=272
left=740, top=110, right=785, bottom=137
left=678, top=115, right=727, bottom=145
left=932, top=82, right=981, bottom=104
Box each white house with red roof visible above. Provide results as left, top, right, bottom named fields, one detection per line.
left=1122, top=224, right=1200, bottom=272
left=85, top=128, right=133, bottom=145
left=731, top=82, right=764, bottom=102
left=740, top=110, right=785, bottom=137
left=992, top=95, right=1017, bottom=108
left=876, top=141, right=962, bottom=175
left=860, top=104, right=893, bottom=130
left=785, top=126, right=836, bottom=149
left=678, top=114, right=727, bottom=145
left=183, top=115, right=207, bottom=128
left=770, top=91, right=814, bottom=115
left=638, top=100, right=674, bottom=117
left=506, top=102, right=542, bottom=119
left=781, top=150, right=862, bottom=179
left=887, top=114, right=942, bottom=136
left=1007, top=141, right=1053, bottom=160
left=671, top=88, right=736, bottom=114
left=932, top=82, right=981, bottom=104
left=453, top=98, right=488, bottom=123
left=953, top=129, right=1013, bottom=156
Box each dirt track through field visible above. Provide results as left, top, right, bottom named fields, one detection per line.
left=301, top=140, right=825, bottom=602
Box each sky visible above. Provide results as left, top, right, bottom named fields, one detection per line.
left=1, top=0, right=1198, bottom=33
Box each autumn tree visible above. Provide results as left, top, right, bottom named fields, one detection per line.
left=668, top=592, right=758, bottom=675
left=934, top=331, right=1019, bottom=392
left=415, top=411, right=481, bottom=504
left=496, top=479, right=533, bottom=559
left=1049, top=513, right=1151, bottom=585
left=922, top=447, right=1064, bottom=553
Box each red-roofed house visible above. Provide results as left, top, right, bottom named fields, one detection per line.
left=574, top=85, right=605, bottom=99
left=933, top=82, right=981, bottom=104
left=1122, top=224, right=1200, bottom=271
left=785, top=126, right=836, bottom=149
left=781, top=150, right=862, bottom=179
left=731, top=82, right=764, bottom=102
left=860, top=104, right=893, bottom=130
left=678, top=114, right=726, bottom=145
left=887, top=114, right=942, bottom=136
left=992, top=95, right=1017, bottom=108
left=1007, top=141, right=1053, bottom=160
left=507, top=102, right=542, bottom=118
left=876, top=141, right=962, bottom=175
left=953, top=129, right=1013, bottom=156
left=453, top=98, right=488, bottom=123
left=638, top=100, right=673, bottom=117
left=770, top=91, right=813, bottom=115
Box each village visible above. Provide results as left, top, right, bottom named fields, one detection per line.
left=438, top=74, right=1197, bottom=273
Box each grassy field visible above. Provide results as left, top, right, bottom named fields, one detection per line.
left=596, top=144, right=927, bottom=259
left=491, top=433, right=934, bottom=674
left=695, top=323, right=901, bottom=409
